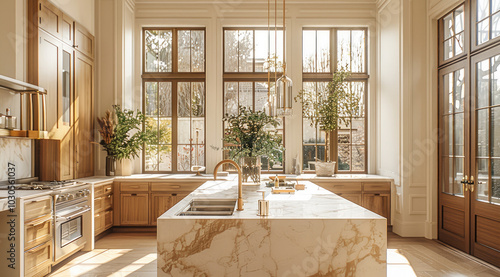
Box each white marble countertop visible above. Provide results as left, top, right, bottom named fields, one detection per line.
left=159, top=180, right=386, bottom=220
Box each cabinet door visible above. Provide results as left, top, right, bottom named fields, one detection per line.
left=104, top=210, right=113, bottom=230
left=362, top=193, right=391, bottom=223
left=94, top=211, right=104, bottom=235
left=74, top=22, right=94, bottom=58
left=74, top=51, right=94, bottom=178
left=151, top=194, right=174, bottom=226
left=61, top=14, right=74, bottom=46
left=120, top=194, right=149, bottom=225
left=38, top=0, right=62, bottom=39
left=337, top=193, right=362, bottom=206
left=174, top=193, right=189, bottom=205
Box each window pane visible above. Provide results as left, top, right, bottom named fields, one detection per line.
left=477, top=0, right=490, bottom=22
left=191, top=82, right=205, bottom=117
left=191, top=30, right=205, bottom=72
left=192, top=118, right=205, bottom=145
left=455, top=113, right=464, bottom=156
left=494, top=0, right=500, bottom=14
left=255, top=82, right=269, bottom=111
left=303, top=145, right=316, bottom=170
left=145, top=82, right=158, bottom=116
left=351, top=30, right=365, bottom=73
left=352, top=145, right=365, bottom=171
left=454, top=69, right=465, bottom=112
left=159, top=82, right=172, bottom=117
left=238, top=30, right=253, bottom=72
left=224, top=30, right=238, bottom=72
left=454, top=6, right=464, bottom=33
left=145, top=30, right=173, bottom=72
left=303, top=30, right=316, bottom=72
left=317, top=30, right=330, bottom=72
left=444, top=72, right=454, bottom=113
left=159, top=118, right=172, bottom=145
left=477, top=158, right=489, bottom=201
left=337, top=30, right=350, bottom=71
left=178, top=30, right=191, bottom=72
left=455, top=32, right=464, bottom=55
left=477, top=109, right=489, bottom=157
left=192, top=145, right=205, bottom=166
left=178, top=118, right=190, bottom=144
left=145, top=145, right=158, bottom=171
left=338, top=144, right=351, bottom=170
left=444, top=38, right=453, bottom=60
left=159, top=145, right=172, bottom=171
left=178, top=82, right=191, bottom=117
left=477, top=19, right=490, bottom=45
left=224, top=82, right=238, bottom=116
left=352, top=118, right=365, bottom=145
left=477, top=59, right=490, bottom=108
left=239, top=82, right=253, bottom=110
left=177, top=145, right=191, bottom=171
left=444, top=13, right=454, bottom=39
left=494, top=55, right=500, bottom=105
left=492, top=13, right=500, bottom=39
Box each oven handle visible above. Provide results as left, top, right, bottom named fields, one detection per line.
left=56, top=206, right=91, bottom=221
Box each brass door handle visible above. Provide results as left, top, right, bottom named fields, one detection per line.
left=468, top=176, right=475, bottom=193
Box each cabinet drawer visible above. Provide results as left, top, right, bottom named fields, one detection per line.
left=25, top=196, right=52, bottom=222
left=95, top=182, right=113, bottom=197
left=103, top=183, right=113, bottom=194
left=363, top=182, right=391, bottom=192
left=317, top=182, right=362, bottom=193
left=151, top=182, right=202, bottom=192
left=25, top=240, right=52, bottom=277
left=94, top=211, right=104, bottom=235
left=336, top=193, right=362, bottom=206
left=121, top=183, right=149, bottom=192
left=25, top=215, right=52, bottom=251
left=103, top=194, right=113, bottom=210
left=94, top=197, right=103, bottom=213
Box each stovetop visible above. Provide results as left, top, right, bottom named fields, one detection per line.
left=0, top=180, right=80, bottom=190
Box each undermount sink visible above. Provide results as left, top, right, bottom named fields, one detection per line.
left=177, top=198, right=237, bottom=216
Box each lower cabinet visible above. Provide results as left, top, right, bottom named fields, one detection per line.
left=94, top=182, right=113, bottom=236
left=120, top=193, right=149, bottom=225
left=362, top=193, right=391, bottom=221
left=336, top=193, right=363, bottom=206
left=151, top=193, right=189, bottom=225
left=24, top=240, right=52, bottom=277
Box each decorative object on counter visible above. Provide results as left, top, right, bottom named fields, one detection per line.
left=191, top=129, right=205, bottom=175
left=293, top=153, right=302, bottom=175
left=223, top=106, right=283, bottom=183
left=97, top=109, right=115, bottom=176
left=5, top=108, right=17, bottom=130
left=96, top=105, right=155, bottom=176
left=257, top=190, right=269, bottom=216
left=272, top=186, right=295, bottom=194
left=294, top=68, right=361, bottom=177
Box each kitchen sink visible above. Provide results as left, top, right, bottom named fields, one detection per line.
left=177, top=198, right=236, bottom=216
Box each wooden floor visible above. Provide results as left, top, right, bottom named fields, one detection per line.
left=49, top=232, right=500, bottom=277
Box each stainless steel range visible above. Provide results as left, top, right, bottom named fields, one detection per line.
left=52, top=183, right=91, bottom=263
left=0, top=180, right=79, bottom=190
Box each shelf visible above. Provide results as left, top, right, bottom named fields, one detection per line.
left=0, top=74, right=46, bottom=94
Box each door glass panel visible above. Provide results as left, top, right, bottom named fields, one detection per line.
left=455, top=113, right=464, bottom=156
left=455, top=69, right=465, bottom=112
left=455, top=158, right=465, bottom=196
left=477, top=59, right=490, bottom=108
left=492, top=159, right=500, bottom=204
left=443, top=115, right=453, bottom=156
left=492, top=107, right=500, bottom=157
left=443, top=157, right=453, bottom=193
left=477, top=158, right=489, bottom=202
left=477, top=109, right=489, bottom=157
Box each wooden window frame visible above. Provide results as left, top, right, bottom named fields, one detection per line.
left=438, top=2, right=469, bottom=67
left=301, top=27, right=369, bottom=174
left=471, top=0, right=500, bottom=52
left=142, top=27, right=206, bottom=173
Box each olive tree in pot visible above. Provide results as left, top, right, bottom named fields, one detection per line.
left=97, top=105, right=155, bottom=176
left=294, top=69, right=361, bottom=176
left=223, top=106, right=283, bottom=183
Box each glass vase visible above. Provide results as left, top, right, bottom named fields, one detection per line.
left=239, top=156, right=261, bottom=183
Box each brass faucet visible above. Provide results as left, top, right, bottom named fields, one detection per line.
left=214, top=159, right=243, bottom=211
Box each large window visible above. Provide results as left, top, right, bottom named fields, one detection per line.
left=223, top=28, right=284, bottom=171
left=142, top=28, right=206, bottom=173
left=302, top=28, right=368, bottom=173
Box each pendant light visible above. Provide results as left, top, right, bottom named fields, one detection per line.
left=276, top=0, right=293, bottom=116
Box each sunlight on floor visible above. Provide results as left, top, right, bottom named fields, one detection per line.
left=387, top=249, right=417, bottom=277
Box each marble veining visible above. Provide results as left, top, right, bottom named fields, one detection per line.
left=158, top=181, right=387, bottom=276
left=0, top=138, right=31, bottom=181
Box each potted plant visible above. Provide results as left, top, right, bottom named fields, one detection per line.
left=223, top=106, right=283, bottom=183
left=97, top=105, right=155, bottom=176
left=294, top=68, right=361, bottom=176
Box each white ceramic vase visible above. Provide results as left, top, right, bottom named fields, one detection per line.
left=115, top=158, right=132, bottom=176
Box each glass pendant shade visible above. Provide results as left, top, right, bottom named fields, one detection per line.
left=276, top=74, right=293, bottom=116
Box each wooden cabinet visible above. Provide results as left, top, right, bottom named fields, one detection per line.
left=23, top=195, right=53, bottom=277
left=74, top=51, right=94, bottom=178
left=115, top=181, right=202, bottom=227
left=30, top=0, right=94, bottom=181
left=120, top=194, right=149, bottom=225
left=313, top=180, right=392, bottom=225
left=94, top=182, right=113, bottom=236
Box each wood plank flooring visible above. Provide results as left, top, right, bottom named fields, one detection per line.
left=49, top=232, right=500, bottom=276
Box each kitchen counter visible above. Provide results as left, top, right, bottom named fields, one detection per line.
left=157, top=180, right=387, bottom=276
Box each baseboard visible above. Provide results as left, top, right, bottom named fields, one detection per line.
left=111, top=226, right=157, bottom=233
left=392, top=218, right=426, bottom=237
left=425, top=220, right=437, bottom=239
left=95, top=228, right=113, bottom=242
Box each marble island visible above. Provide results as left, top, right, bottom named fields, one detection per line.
left=157, top=180, right=387, bottom=276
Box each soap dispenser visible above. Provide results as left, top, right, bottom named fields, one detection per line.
left=257, top=190, right=269, bottom=216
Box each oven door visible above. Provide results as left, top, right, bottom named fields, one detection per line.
left=54, top=206, right=90, bottom=263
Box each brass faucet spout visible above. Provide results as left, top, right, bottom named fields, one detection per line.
left=214, top=159, right=243, bottom=211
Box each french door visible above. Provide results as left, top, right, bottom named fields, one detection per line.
left=438, top=45, right=500, bottom=267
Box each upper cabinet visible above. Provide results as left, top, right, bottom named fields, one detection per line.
left=38, top=0, right=63, bottom=39
left=74, top=23, right=95, bottom=59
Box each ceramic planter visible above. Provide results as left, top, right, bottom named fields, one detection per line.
left=115, top=158, right=132, bottom=176
left=315, top=161, right=336, bottom=177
